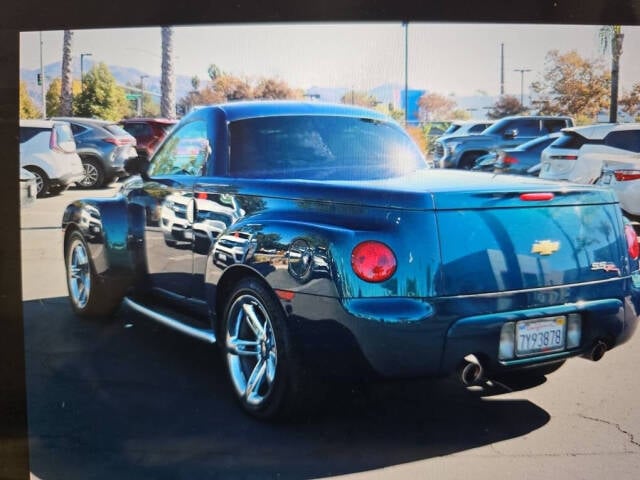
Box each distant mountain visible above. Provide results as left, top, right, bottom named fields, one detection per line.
left=20, top=61, right=499, bottom=120
left=20, top=60, right=193, bottom=109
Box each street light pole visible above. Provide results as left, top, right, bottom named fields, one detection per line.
left=139, top=75, right=148, bottom=116
left=80, top=53, right=92, bottom=93
left=514, top=68, right=531, bottom=106
left=403, top=21, right=409, bottom=126
left=39, top=31, right=46, bottom=119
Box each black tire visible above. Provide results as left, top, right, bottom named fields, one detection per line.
left=25, top=166, right=50, bottom=198
left=64, top=230, right=123, bottom=318
left=78, top=157, right=105, bottom=189
left=459, top=152, right=482, bottom=170
left=220, top=277, right=309, bottom=420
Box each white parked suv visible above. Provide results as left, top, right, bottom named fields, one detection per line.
left=539, top=123, right=638, bottom=183
left=20, top=119, right=84, bottom=197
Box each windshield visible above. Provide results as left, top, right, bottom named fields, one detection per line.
left=229, top=115, right=427, bottom=180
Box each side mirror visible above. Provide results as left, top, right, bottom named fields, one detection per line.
left=504, top=129, right=518, bottom=139
left=124, top=156, right=150, bottom=181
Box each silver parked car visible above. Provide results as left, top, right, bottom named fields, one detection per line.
left=19, top=119, right=84, bottom=197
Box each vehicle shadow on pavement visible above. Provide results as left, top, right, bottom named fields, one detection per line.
left=24, top=297, right=551, bottom=480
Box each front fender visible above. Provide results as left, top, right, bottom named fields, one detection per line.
left=62, top=195, right=145, bottom=281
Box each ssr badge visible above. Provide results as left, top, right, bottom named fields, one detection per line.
left=591, top=262, right=621, bottom=275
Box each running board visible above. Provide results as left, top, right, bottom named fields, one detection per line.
left=123, top=297, right=217, bottom=344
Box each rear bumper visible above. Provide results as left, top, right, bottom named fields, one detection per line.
left=285, top=280, right=639, bottom=380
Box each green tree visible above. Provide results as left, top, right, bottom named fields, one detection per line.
left=46, top=77, right=81, bottom=117
left=73, top=63, right=128, bottom=120
left=620, top=82, right=640, bottom=120
left=211, top=74, right=253, bottom=101
left=19, top=81, right=40, bottom=118
left=600, top=25, right=624, bottom=123
left=531, top=50, right=609, bottom=119
left=340, top=90, right=377, bottom=107
left=487, top=95, right=527, bottom=119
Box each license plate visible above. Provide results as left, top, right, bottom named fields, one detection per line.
left=217, top=252, right=227, bottom=262
left=516, top=316, right=566, bottom=356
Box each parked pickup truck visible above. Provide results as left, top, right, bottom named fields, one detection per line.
left=62, top=102, right=637, bottom=420
left=434, top=115, right=574, bottom=169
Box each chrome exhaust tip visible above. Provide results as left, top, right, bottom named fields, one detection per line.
left=588, top=341, right=608, bottom=362
left=459, top=354, right=484, bottom=386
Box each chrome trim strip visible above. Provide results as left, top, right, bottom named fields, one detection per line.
left=151, top=287, right=209, bottom=307
left=442, top=276, right=628, bottom=300
left=123, top=297, right=216, bottom=344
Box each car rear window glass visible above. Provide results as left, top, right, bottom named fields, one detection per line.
left=549, top=132, right=596, bottom=149
left=19, top=127, right=49, bottom=144
left=229, top=115, right=427, bottom=180
left=122, top=123, right=153, bottom=137
left=443, top=124, right=461, bottom=134
left=469, top=124, right=489, bottom=133
left=69, top=123, right=87, bottom=135
left=604, top=130, right=640, bottom=153
left=104, top=124, right=132, bottom=137
left=542, top=119, right=570, bottom=133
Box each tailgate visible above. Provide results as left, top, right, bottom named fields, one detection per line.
left=435, top=187, right=628, bottom=296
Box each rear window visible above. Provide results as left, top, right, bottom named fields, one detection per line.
left=443, top=124, right=462, bottom=135
left=469, top=124, right=489, bottom=133
left=122, top=122, right=153, bottom=137
left=604, top=130, right=640, bottom=153
left=19, top=126, right=49, bottom=144
left=229, top=115, right=426, bottom=180
left=549, top=132, right=600, bottom=149
left=104, top=124, right=132, bottom=137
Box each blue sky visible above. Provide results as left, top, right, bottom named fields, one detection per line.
left=19, top=23, right=640, bottom=97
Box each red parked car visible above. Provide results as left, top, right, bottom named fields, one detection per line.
left=120, top=118, right=177, bottom=161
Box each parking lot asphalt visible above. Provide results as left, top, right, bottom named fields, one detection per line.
left=18, top=183, right=640, bottom=480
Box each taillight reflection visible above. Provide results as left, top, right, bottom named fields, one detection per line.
left=624, top=223, right=639, bottom=260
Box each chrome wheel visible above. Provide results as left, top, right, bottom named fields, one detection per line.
left=226, top=294, right=278, bottom=407
left=67, top=237, right=91, bottom=309
left=32, top=171, right=44, bottom=195
left=80, top=161, right=100, bottom=187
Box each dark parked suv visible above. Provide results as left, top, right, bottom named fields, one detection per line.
left=434, top=115, right=574, bottom=169
left=120, top=118, right=177, bottom=161
left=53, top=117, right=138, bottom=188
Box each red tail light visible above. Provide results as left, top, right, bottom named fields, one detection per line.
left=49, top=128, right=62, bottom=152
left=503, top=155, right=518, bottom=165
left=614, top=170, right=640, bottom=182
left=625, top=223, right=639, bottom=260
left=520, top=192, right=555, bottom=201
left=104, top=137, right=134, bottom=146
left=351, top=241, right=397, bottom=283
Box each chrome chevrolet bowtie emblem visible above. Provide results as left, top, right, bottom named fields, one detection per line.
left=531, top=240, right=560, bottom=256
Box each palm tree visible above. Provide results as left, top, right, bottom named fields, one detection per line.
left=60, top=30, right=74, bottom=116
left=599, top=25, right=624, bottom=123
left=160, top=26, right=176, bottom=119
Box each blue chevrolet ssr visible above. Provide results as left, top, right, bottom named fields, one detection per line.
left=62, top=101, right=640, bottom=419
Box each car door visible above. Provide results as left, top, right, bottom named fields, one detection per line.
left=131, top=115, right=211, bottom=300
